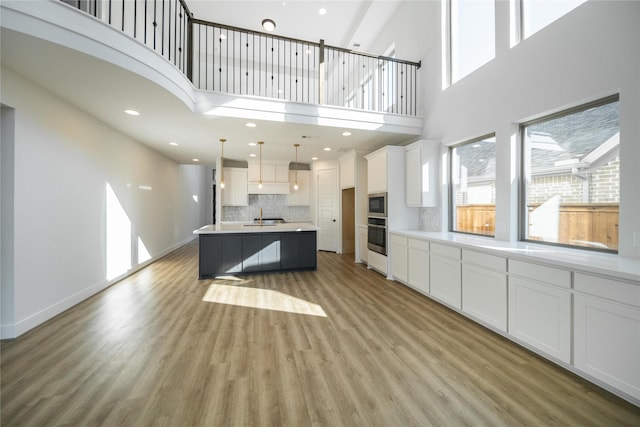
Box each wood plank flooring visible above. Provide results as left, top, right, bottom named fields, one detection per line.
left=2, top=240, right=639, bottom=426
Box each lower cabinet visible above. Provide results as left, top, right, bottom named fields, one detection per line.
left=461, top=250, right=507, bottom=332
left=429, top=243, right=462, bottom=309
left=367, top=250, right=388, bottom=275
left=508, top=275, right=571, bottom=363
left=408, top=238, right=429, bottom=294
left=358, top=225, right=368, bottom=264
left=389, top=234, right=408, bottom=283
left=281, top=232, right=317, bottom=270
left=574, top=273, right=640, bottom=400
left=198, top=231, right=317, bottom=278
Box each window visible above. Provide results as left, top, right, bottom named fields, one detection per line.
left=449, top=0, right=495, bottom=83
left=450, top=134, right=496, bottom=236
left=521, top=0, right=587, bottom=39
left=521, top=96, right=620, bottom=252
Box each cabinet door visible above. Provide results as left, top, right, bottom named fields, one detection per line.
left=340, top=155, right=355, bottom=188
left=222, top=168, right=248, bottom=206
left=405, top=146, right=422, bottom=207
left=389, top=235, right=408, bottom=283
left=462, top=264, right=507, bottom=331
left=574, top=294, right=640, bottom=400
left=281, top=232, right=317, bottom=270
left=288, top=170, right=311, bottom=206
left=275, top=164, right=290, bottom=183
left=429, top=254, right=461, bottom=309
left=199, top=235, right=242, bottom=278
left=358, top=227, right=368, bottom=263
left=367, top=152, right=387, bottom=193
left=508, top=276, right=571, bottom=363
left=242, top=234, right=281, bottom=272
left=408, top=242, right=429, bottom=294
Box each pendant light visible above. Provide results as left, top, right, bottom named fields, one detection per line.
left=219, top=138, right=226, bottom=189
left=293, top=143, right=300, bottom=191
left=258, top=141, right=264, bottom=189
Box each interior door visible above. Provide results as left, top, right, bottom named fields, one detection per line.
left=317, top=168, right=338, bottom=252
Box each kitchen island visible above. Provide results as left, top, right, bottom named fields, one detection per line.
left=194, top=222, right=318, bottom=279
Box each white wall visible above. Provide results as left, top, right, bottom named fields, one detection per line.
left=374, top=0, right=640, bottom=259
left=0, top=67, right=209, bottom=338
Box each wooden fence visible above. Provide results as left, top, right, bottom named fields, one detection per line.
left=456, top=203, right=619, bottom=250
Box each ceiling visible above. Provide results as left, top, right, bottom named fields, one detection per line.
left=1, top=0, right=420, bottom=166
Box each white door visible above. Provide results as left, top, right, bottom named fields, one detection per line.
left=317, top=168, right=338, bottom=252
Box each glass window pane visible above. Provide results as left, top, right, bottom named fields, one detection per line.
left=522, top=0, right=587, bottom=39
left=522, top=98, right=620, bottom=251
left=451, top=135, right=496, bottom=236
left=451, top=0, right=495, bottom=82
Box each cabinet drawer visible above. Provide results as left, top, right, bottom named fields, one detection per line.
left=389, top=234, right=408, bottom=247
left=509, top=259, right=571, bottom=289
left=409, top=238, right=429, bottom=251
left=430, top=243, right=461, bottom=259
left=574, top=273, right=640, bottom=307
left=462, top=250, right=506, bottom=273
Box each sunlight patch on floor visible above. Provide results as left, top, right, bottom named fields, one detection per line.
left=203, top=283, right=327, bottom=317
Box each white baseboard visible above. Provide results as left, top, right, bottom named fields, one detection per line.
left=1, top=236, right=196, bottom=339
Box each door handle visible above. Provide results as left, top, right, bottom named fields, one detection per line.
left=332, top=219, right=336, bottom=222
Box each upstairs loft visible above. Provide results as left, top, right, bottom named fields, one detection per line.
left=3, top=0, right=423, bottom=151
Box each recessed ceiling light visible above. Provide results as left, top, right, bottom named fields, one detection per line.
left=169, top=142, right=179, bottom=146
left=250, top=154, right=257, bottom=157
left=342, top=131, right=352, bottom=136
left=262, top=19, right=276, bottom=32
left=323, top=147, right=331, bottom=151
left=246, top=122, right=257, bottom=128
left=248, top=142, right=257, bottom=146
left=319, top=8, right=327, bottom=15
left=312, top=157, right=318, bottom=160
left=124, top=109, right=140, bottom=116
left=192, top=158, right=200, bottom=162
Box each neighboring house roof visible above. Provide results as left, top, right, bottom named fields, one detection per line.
left=456, top=102, right=619, bottom=180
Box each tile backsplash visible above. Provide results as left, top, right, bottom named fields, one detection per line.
left=419, top=207, right=441, bottom=231
left=223, top=194, right=311, bottom=222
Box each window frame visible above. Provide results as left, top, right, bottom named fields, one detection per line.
left=519, top=94, right=620, bottom=253
left=449, top=132, right=497, bottom=237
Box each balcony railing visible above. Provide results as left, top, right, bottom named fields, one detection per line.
left=61, top=0, right=421, bottom=116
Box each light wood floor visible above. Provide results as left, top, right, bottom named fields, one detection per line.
left=2, top=241, right=640, bottom=426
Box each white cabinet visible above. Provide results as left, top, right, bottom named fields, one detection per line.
left=248, top=161, right=289, bottom=183
left=461, top=250, right=507, bottom=332
left=288, top=170, right=311, bottom=206
left=248, top=160, right=290, bottom=194
left=405, top=140, right=439, bottom=207
left=367, top=250, right=387, bottom=275
left=221, top=167, right=248, bottom=206
left=574, top=273, right=640, bottom=400
left=365, top=150, right=387, bottom=193
left=408, top=238, right=429, bottom=294
left=429, top=243, right=462, bottom=309
left=339, top=153, right=355, bottom=189
left=358, top=225, right=368, bottom=264
left=508, top=260, right=571, bottom=363
left=389, top=234, right=408, bottom=284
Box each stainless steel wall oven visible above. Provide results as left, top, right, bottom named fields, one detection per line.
left=367, top=217, right=387, bottom=255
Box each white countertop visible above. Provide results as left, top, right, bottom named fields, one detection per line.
left=391, top=230, right=640, bottom=283
left=194, top=222, right=319, bottom=234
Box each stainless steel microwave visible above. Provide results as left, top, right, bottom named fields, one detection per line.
left=368, top=192, right=387, bottom=217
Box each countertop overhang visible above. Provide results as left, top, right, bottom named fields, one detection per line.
left=194, top=222, right=319, bottom=234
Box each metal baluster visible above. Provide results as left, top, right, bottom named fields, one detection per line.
left=133, top=0, right=137, bottom=38
left=153, top=0, right=157, bottom=50
left=144, top=0, right=147, bottom=44
left=108, top=0, right=112, bottom=24
left=121, top=0, right=124, bottom=31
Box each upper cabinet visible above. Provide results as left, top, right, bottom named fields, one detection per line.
left=221, top=167, right=248, bottom=206
left=365, top=150, right=388, bottom=193
left=288, top=170, right=311, bottom=206
left=405, top=140, right=440, bottom=207
left=248, top=160, right=290, bottom=194
left=339, top=152, right=356, bottom=189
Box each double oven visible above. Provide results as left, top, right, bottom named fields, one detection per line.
left=367, top=192, right=387, bottom=255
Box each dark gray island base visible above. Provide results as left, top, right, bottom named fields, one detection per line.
left=198, top=230, right=317, bottom=279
